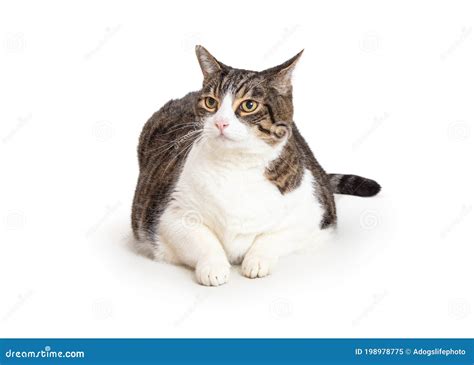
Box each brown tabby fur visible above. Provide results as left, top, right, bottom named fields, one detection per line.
left=132, top=46, right=380, bottom=241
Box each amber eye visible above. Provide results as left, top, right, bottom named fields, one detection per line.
left=240, top=100, right=258, bottom=113
left=204, top=97, right=218, bottom=110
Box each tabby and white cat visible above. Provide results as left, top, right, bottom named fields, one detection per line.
left=131, top=46, right=380, bottom=286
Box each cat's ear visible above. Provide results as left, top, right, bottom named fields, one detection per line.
left=265, top=50, right=304, bottom=94
left=195, top=45, right=226, bottom=78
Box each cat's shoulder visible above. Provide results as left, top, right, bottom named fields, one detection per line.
left=139, top=91, right=199, bottom=140
left=151, top=91, right=199, bottom=125
left=137, top=91, right=200, bottom=166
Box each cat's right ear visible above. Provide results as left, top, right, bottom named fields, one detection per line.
left=195, top=45, right=226, bottom=78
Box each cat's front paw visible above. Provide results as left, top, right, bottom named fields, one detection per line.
left=241, top=255, right=276, bottom=279
left=195, top=260, right=230, bottom=286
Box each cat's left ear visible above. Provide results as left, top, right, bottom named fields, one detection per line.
left=265, top=50, right=304, bottom=94
left=195, top=45, right=227, bottom=78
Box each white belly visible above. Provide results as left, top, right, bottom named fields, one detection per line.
left=164, top=143, right=325, bottom=263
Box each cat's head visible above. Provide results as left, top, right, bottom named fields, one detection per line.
left=194, top=45, right=302, bottom=155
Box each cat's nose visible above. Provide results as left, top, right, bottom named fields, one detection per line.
left=215, top=119, right=229, bottom=133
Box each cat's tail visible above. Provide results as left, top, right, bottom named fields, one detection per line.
left=328, top=174, right=381, bottom=197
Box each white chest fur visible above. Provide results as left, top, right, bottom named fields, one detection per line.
left=165, top=140, right=325, bottom=263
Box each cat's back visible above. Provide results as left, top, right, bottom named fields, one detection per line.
left=137, top=91, right=200, bottom=168
left=132, top=92, right=201, bottom=240
left=291, top=124, right=337, bottom=228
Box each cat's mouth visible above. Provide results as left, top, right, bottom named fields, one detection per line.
left=216, top=133, right=236, bottom=142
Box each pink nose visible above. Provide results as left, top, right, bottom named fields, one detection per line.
left=215, top=119, right=229, bottom=133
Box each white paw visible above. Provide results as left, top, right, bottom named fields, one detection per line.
left=195, top=261, right=230, bottom=286
left=241, top=255, right=276, bottom=279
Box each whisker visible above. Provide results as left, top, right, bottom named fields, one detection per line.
left=145, top=129, right=202, bottom=156
left=158, top=123, right=201, bottom=136
left=160, top=134, right=201, bottom=178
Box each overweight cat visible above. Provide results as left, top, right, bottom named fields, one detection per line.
left=131, top=46, right=381, bottom=286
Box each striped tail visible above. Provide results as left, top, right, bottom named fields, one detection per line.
left=328, top=174, right=381, bottom=197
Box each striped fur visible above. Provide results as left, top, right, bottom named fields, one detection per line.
left=131, top=46, right=381, bottom=285
left=328, top=174, right=381, bottom=197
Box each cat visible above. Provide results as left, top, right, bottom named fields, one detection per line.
left=131, top=46, right=381, bottom=286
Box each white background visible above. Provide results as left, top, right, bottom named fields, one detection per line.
left=1, top=0, right=473, bottom=338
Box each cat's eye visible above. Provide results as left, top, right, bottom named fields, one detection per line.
left=204, top=97, right=218, bottom=110
left=240, top=100, right=259, bottom=113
